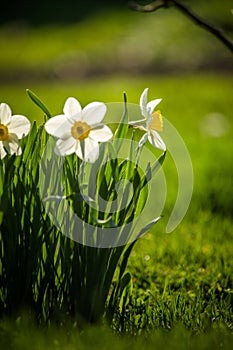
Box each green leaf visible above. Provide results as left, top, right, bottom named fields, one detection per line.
left=118, top=272, right=132, bottom=312
left=26, top=89, right=52, bottom=119
left=114, top=92, right=129, bottom=152
left=135, top=216, right=161, bottom=239
left=119, top=241, right=136, bottom=278
left=151, top=150, right=166, bottom=176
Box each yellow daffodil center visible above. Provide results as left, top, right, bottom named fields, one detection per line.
left=71, top=121, right=91, bottom=141
left=150, top=110, right=163, bottom=131
left=0, top=123, right=9, bottom=141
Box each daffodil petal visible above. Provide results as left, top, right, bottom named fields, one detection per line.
left=82, top=102, right=107, bottom=126
left=55, top=137, right=76, bottom=156
left=45, top=115, right=72, bottom=139
left=140, top=88, right=148, bottom=109
left=131, top=125, right=147, bottom=132
left=0, top=142, right=7, bottom=159
left=0, top=103, right=12, bottom=125
left=138, top=132, right=148, bottom=148
left=63, top=97, right=82, bottom=121
left=8, top=115, right=31, bottom=139
left=147, top=99, right=162, bottom=114
left=89, top=124, right=113, bottom=142
left=140, top=88, right=148, bottom=118
left=148, top=130, right=166, bottom=151
left=129, top=119, right=146, bottom=126
left=83, top=137, right=99, bottom=163
left=3, top=134, right=21, bottom=155
left=74, top=141, right=83, bottom=160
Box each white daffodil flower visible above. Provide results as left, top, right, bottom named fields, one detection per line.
left=0, top=103, right=31, bottom=159
left=130, top=88, right=166, bottom=152
left=45, top=97, right=113, bottom=163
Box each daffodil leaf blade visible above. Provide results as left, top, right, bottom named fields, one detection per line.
left=114, top=92, right=129, bottom=148
left=151, top=150, right=166, bottom=176
left=134, top=185, right=148, bottom=217
left=21, top=121, right=39, bottom=163
left=119, top=241, right=136, bottom=278
left=26, top=89, right=52, bottom=119
left=136, top=216, right=161, bottom=240
left=117, top=272, right=132, bottom=313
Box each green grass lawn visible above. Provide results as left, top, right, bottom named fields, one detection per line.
left=0, top=72, right=232, bottom=348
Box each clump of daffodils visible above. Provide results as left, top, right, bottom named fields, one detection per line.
left=0, top=88, right=167, bottom=325
left=0, top=103, right=31, bottom=159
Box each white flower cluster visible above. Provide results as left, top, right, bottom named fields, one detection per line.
left=0, top=88, right=166, bottom=161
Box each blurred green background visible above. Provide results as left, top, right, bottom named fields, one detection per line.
left=0, top=0, right=233, bottom=348
left=0, top=0, right=232, bottom=87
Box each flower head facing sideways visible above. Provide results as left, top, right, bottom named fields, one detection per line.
left=0, top=103, right=31, bottom=159
left=45, top=97, right=113, bottom=163
left=130, top=88, right=166, bottom=152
